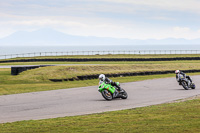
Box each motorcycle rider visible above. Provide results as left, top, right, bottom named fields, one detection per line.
left=99, top=74, right=123, bottom=92
left=175, top=70, right=192, bottom=85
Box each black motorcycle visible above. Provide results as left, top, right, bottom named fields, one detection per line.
left=177, top=74, right=195, bottom=90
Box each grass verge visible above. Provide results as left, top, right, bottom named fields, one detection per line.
left=0, top=97, right=200, bottom=132
left=11, top=62, right=200, bottom=80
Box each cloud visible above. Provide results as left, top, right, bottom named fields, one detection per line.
left=1, top=16, right=200, bottom=40
left=1, top=19, right=86, bottom=27
left=0, top=14, right=126, bottom=38
left=168, top=27, right=200, bottom=39
left=98, top=0, right=200, bottom=13
left=2, top=0, right=199, bottom=17
left=1, top=0, right=200, bottom=40
left=173, top=27, right=191, bottom=33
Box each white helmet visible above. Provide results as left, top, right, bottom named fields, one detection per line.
left=175, top=70, right=180, bottom=74
left=99, top=74, right=105, bottom=81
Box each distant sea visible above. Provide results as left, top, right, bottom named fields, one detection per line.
left=1, top=45, right=200, bottom=55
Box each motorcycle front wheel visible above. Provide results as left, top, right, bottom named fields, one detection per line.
left=102, top=90, right=113, bottom=101
left=181, top=81, right=189, bottom=90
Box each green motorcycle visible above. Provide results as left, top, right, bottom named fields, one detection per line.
left=98, top=81, right=128, bottom=100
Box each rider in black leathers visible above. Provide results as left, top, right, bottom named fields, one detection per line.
left=99, top=74, right=123, bottom=92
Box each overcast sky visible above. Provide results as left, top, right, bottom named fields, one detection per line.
left=1, top=0, right=200, bottom=40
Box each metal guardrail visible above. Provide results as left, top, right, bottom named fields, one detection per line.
left=1, top=50, right=200, bottom=59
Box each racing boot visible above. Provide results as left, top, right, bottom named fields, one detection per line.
left=117, top=86, right=124, bottom=92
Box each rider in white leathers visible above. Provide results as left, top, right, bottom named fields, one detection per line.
left=175, top=70, right=192, bottom=85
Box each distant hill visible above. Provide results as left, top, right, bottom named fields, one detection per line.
left=0, top=28, right=200, bottom=46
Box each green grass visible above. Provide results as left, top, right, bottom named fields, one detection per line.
left=1, top=98, right=200, bottom=133
left=12, top=62, right=200, bottom=81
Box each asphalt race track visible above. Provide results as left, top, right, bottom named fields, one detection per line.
left=0, top=75, right=200, bottom=123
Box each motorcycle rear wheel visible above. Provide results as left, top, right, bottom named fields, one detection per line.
left=191, top=83, right=196, bottom=89
left=121, top=89, right=128, bottom=99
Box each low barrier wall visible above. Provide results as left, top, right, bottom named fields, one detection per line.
left=49, top=69, right=200, bottom=82
left=2, top=57, right=200, bottom=63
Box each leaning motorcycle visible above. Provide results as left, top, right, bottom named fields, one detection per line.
left=177, top=74, right=195, bottom=90
left=98, top=81, right=128, bottom=100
